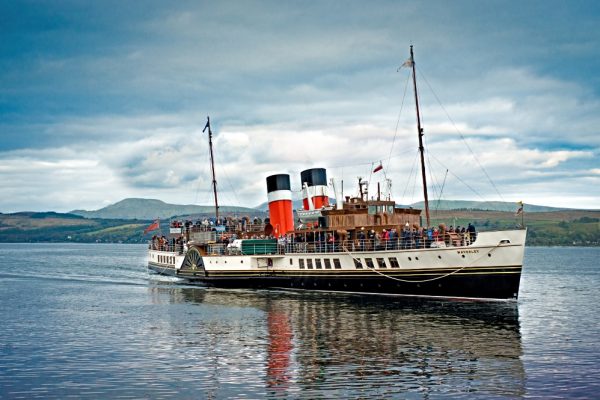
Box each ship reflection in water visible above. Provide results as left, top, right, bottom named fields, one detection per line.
left=148, top=285, right=524, bottom=398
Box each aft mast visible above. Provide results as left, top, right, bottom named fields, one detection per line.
left=203, top=116, right=219, bottom=221
left=409, top=45, right=431, bottom=227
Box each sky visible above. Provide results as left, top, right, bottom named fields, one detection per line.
left=1, top=0, right=599, bottom=213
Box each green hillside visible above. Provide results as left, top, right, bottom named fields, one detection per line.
left=429, top=210, right=600, bottom=246
left=70, top=198, right=259, bottom=220
left=0, top=212, right=150, bottom=243
left=412, top=200, right=572, bottom=213
left=1, top=208, right=598, bottom=246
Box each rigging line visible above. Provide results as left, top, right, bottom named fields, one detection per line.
left=425, top=154, right=441, bottom=211
left=435, top=169, right=449, bottom=213
left=367, top=162, right=374, bottom=196
left=429, top=153, right=489, bottom=203
left=201, top=146, right=214, bottom=205
left=400, top=149, right=419, bottom=203
left=410, top=158, right=419, bottom=204
left=218, top=163, right=242, bottom=208
left=194, top=141, right=213, bottom=206
left=387, top=71, right=412, bottom=169
left=340, top=243, right=503, bottom=283
left=328, top=148, right=415, bottom=169
left=416, top=65, right=507, bottom=205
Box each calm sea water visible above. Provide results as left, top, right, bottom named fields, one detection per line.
left=0, top=244, right=598, bottom=399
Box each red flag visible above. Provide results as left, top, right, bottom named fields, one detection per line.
left=515, top=201, right=524, bottom=216
left=373, top=163, right=383, bottom=173
left=144, top=219, right=160, bottom=234
left=515, top=206, right=523, bottom=216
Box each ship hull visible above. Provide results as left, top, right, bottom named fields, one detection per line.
left=148, top=230, right=526, bottom=301
left=181, top=266, right=521, bottom=301
left=148, top=262, right=179, bottom=276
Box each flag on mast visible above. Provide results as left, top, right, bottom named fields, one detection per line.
left=144, top=219, right=160, bottom=234
left=515, top=201, right=524, bottom=216
left=397, top=59, right=413, bottom=71
left=401, top=59, right=413, bottom=68
left=373, top=162, right=383, bottom=173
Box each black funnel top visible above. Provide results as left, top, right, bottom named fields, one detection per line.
left=266, top=174, right=291, bottom=193
left=300, top=168, right=327, bottom=187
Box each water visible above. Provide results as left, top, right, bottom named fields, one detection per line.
left=0, top=244, right=598, bottom=399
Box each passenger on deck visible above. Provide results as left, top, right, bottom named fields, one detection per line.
left=432, top=227, right=439, bottom=243
left=374, top=231, right=382, bottom=250
left=382, top=229, right=389, bottom=250
left=327, top=233, right=335, bottom=252
left=413, top=228, right=420, bottom=249
left=368, top=229, right=376, bottom=251
left=468, top=223, right=477, bottom=242
left=357, top=227, right=366, bottom=251
left=389, top=228, right=398, bottom=250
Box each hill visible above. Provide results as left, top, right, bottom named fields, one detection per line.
left=411, top=200, right=572, bottom=213
left=0, top=211, right=149, bottom=243
left=429, top=209, right=599, bottom=246
left=255, top=199, right=579, bottom=213
left=1, top=208, right=597, bottom=246
left=70, top=198, right=260, bottom=220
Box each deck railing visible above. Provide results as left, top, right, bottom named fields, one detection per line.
left=208, top=234, right=477, bottom=256
left=151, top=230, right=477, bottom=256
left=149, top=243, right=185, bottom=254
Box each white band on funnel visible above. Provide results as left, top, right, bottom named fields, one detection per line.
left=267, top=190, right=292, bottom=203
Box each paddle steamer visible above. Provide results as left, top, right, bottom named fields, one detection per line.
left=148, top=47, right=526, bottom=301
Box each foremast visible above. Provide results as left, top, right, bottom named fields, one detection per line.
left=203, top=116, right=219, bottom=221
left=409, top=45, right=431, bottom=227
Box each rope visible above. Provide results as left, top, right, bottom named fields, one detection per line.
left=148, top=261, right=175, bottom=277
left=386, top=71, right=412, bottom=170
left=341, top=243, right=503, bottom=283
left=416, top=66, right=508, bottom=210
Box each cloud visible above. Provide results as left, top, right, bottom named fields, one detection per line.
left=1, top=1, right=599, bottom=212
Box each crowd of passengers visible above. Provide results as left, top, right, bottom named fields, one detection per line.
left=212, top=222, right=478, bottom=254
left=277, top=223, right=478, bottom=252
left=173, top=216, right=268, bottom=232
left=149, top=235, right=185, bottom=254
left=155, top=218, right=477, bottom=254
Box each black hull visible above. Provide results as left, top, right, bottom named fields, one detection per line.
left=153, top=265, right=521, bottom=301
left=148, top=263, right=178, bottom=277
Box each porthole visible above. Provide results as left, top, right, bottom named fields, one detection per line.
left=438, top=255, right=442, bottom=259
left=408, top=257, right=412, bottom=261
left=461, top=255, right=465, bottom=258
left=415, top=257, right=419, bottom=261
left=488, top=253, right=492, bottom=257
